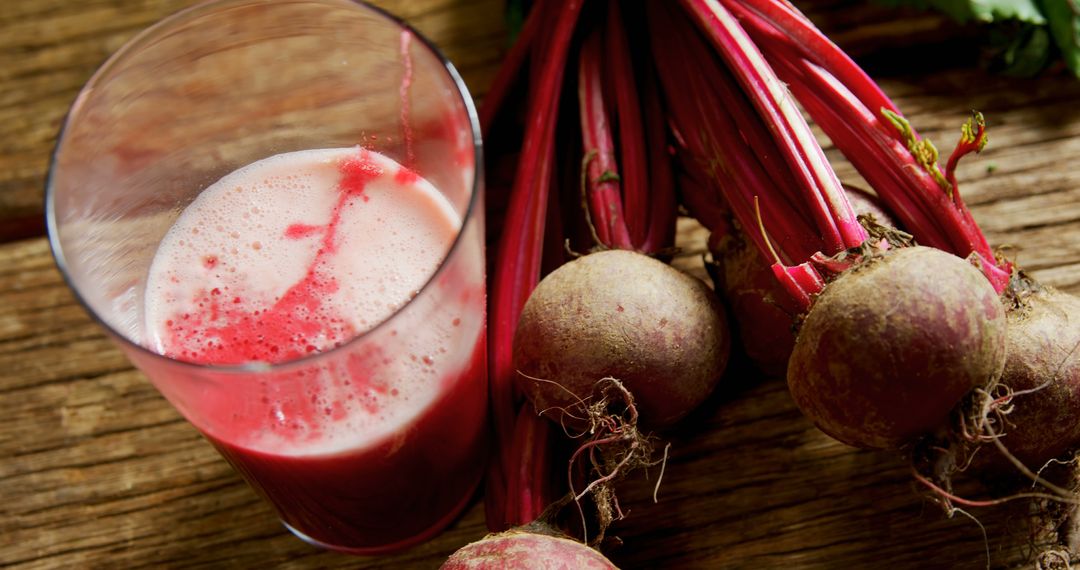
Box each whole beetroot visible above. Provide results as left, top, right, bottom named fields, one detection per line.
left=709, top=231, right=799, bottom=377
left=990, top=287, right=1080, bottom=469
left=710, top=185, right=897, bottom=377
left=442, top=528, right=618, bottom=569
left=513, top=249, right=729, bottom=428
left=787, top=246, right=1008, bottom=450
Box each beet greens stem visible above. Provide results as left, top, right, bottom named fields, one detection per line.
left=486, top=0, right=584, bottom=529
left=603, top=0, right=651, bottom=250
left=679, top=0, right=868, bottom=254
left=639, top=54, right=679, bottom=254
left=578, top=27, right=634, bottom=250
left=723, top=0, right=1011, bottom=292
left=945, top=111, right=988, bottom=201
left=650, top=1, right=822, bottom=265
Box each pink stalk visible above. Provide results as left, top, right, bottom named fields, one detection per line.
left=945, top=112, right=987, bottom=196
left=693, top=47, right=828, bottom=262
left=540, top=161, right=567, bottom=276
left=677, top=168, right=733, bottom=241
left=578, top=28, right=634, bottom=250
left=753, top=32, right=954, bottom=250
left=671, top=138, right=733, bottom=240
left=639, top=52, right=678, bottom=253
left=486, top=0, right=584, bottom=529
left=678, top=0, right=868, bottom=254
left=772, top=261, right=827, bottom=311
left=725, top=0, right=900, bottom=118
left=723, top=0, right=1011, bottom=292
left=651, top=2, right=831, bottom=310
left=667, top=124, right=731, bottom=237
left=655, top=7, right=821, bottom=250
left=505, top=407, right=554, bottom=525
left=603, top=0, right=650, bottom=249
left=650, top=3, right=821, bottom=265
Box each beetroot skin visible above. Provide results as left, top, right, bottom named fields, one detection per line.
left=992, top=287, right=1080, bottom=468
left=513, top=249, right=730, bottom=427
left=710, top=186, right=896, bottom=377
left=787, top=246, right=1008, bottom=450
left=710, top=231, right=799, bottom=377
left=843, top=184, right=894, bottom=227
left=441, top=529, right=618, bottom=569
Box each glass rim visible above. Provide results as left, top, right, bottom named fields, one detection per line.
left=44, top=0, right=485, bottom=375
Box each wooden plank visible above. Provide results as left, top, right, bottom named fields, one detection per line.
left=0, top=0, right=505, bottom=242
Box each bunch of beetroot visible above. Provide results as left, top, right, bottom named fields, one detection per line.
left=443, top=0, right=1080, bottom=566
left=655, top=0, right=1080, bottom=543
left=448, top=1, right=733, bottom=566
left=663, top=0, right=1080, bottom=477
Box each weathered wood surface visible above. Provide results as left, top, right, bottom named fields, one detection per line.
left=0, top=0, right=506, bottom=242
left=3, top=0, right=1080, bottom=569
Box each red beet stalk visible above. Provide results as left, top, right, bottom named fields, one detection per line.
left=721, top=0, right=1011, bottom=292
left=638, top=45, right=678, bottom=253
left=655, top=18, right=823, bottom=264
left=578, top=27, right=634, bottom=250
left=577, top=3, right=677, bottom=254
left=485, top=0, right=584, bottom=529
left=652, top=0, right=867, bottom=310
left=678, top=0, right=866, bottom=254
left=484, top=0, right=681, bottom=531
left=602, top=0, right=650, bottom=249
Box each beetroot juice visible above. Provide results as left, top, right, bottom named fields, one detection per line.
left=140, top=147, right=487, bottom=553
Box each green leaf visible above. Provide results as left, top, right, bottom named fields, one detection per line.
left=989, top=23, right=1053, bottom=76
left=505, top=0, right=530, bottom=44
left=1040, top=0, right=1080, bottom=76
left=878, top=0, right=1072, bottom=77
left=879, top=0, right=1046, bottom=24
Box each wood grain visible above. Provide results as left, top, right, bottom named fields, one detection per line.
left=0, top=0, right=506, bottom=242
left=3, top=0, right=1080, bottom=569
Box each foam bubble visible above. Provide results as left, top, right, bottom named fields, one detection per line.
left=145, top=147, right=480, bottom=456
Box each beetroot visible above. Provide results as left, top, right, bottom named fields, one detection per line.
left=442, top=527, right=618, bottom=569
left=989, top=287, right=1080, bottom=469
left=513, top=249, right=729, bottom=428
left=480, top=0, right=682, bottom=529
left=710, top=186, right=897, bottom=377
left=788, top=246, right=1008, bottom=450
left=653, top=1, right=1012, bottom=454
left=709, top=232, right=799, bottom=377
left=844, top=185, right=894, bottom=226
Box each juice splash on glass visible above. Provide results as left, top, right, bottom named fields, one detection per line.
left=140, top=147, right=486, bottom=551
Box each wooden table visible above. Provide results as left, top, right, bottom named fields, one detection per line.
left=3, top=1, right=1079, bottom=568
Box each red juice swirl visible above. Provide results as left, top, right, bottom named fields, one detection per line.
left=150, top=148, right=430, bottom=366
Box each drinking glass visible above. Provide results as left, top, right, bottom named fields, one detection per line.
left=46, top=0, right=486, bottom=554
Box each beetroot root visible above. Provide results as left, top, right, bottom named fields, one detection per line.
left=990, top=287, right=1080, bottom=469
left=441, top=528, right=618, bottom=569
left=788, top=246, right=1008, bottom=450
left=514, top=249, right=729, bottom=428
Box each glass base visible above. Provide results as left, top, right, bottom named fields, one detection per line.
left=281, top=472, right=481, bottom=555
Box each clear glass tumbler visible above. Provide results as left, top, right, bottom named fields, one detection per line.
left=46, top=0, right=486, bottom=554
